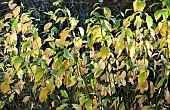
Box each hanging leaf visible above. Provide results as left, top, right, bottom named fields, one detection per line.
left=44, top=22, right=52, bottom=31
left=56, top=104, right=68, bottom=110
left=133, top=0, right=146, bottom=12
left=60, top=28, right=69, bottom=43
left=100, top=46, right=110, bottom=60
left=39, top=87, right=48, bottom=103
left=104, top=7, right=111, bottom=20
left=12, top=56, right=22, bottom=70
left=146, top=15, right=153, bottom=29
left=35, top=67, right=45, bottom=82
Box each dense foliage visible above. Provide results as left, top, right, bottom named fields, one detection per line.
left=1, top=0, right=170, bottom=109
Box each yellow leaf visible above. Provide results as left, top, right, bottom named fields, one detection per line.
left=60, top=28, right=69, bottom=43
left=46, top=79, right=55, bottom=93
left=100, top=46, right=110, bottom=60
left=1, top=82, right=10, bottom=94
left=134, top=16, right=142, bottom=29
left=123, top=16, right=130, bottom=27
left=55, top=76, right=62, bottom=88
left=141, top=106, right=149, bottom=110
left=12, top=6, right=20, bottom=18
left=150, top=81, right=155, bottom=94
left=44, top=37, right=55, bottom=43
left=22, top=96, right=30, bottom=103
left=8, top=1, right=17, bottom=10
left=4, top=13, right=13, bottom=20
left=39, top=87, right=48, bottom=103
left=133, top=0, right=146, bottom=12
left=44, top=22, right=52, bottom=30
left=129, top=46, right=135, bottom=59
left=56, top=104, right=68, bottom=110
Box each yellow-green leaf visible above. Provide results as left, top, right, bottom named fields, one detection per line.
left=146, top=15, right=153, bottom=29
left=104, top=7, right=111, bottom=20
left=85, top=99, right=92, bottom=110
left=52, top=56, right=63, bottom=71
left=44, top=22, right=52, bottom=31
left=154, top=10, right=162, bottom=22
left=156, top=77, right=167, bottom=89
left=72, top=104, right=81, bottom=110
left=46, top=79, right=55, bottom=93
left=100, top=46, right=110, bottom=60
left=136, top=70, right=149, bottom=90
left=56, top=104, right=68, bottom=110
left=35, top=67, right=45, bottom=82
left=133, top=0, right=146, bottom=12
left=12, top=56, right=22, bottom=70
left=39, top=87, right=48, bottom=103
left=0, top=101, right=5, bottom=109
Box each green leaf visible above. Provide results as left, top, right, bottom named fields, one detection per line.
left=51, top=27, right=58, bottom=33
left=104, top=7, right=111, bottom=20
left=63, top=48, right=74, bottom=64
left=102, top=98, right=110, bottom=107
left=12, top=56, right=22, bottom=70
left=146, top=15, right=153, bottom=29
left=35, top=67, right=45, bottom=82
left=61, top=90, right=68, bottom=98
left=56, top=104, right=68, bottom=110
left=100, top=46, right=110, bottom=60
left=0, top=101, right=5, bottom=109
